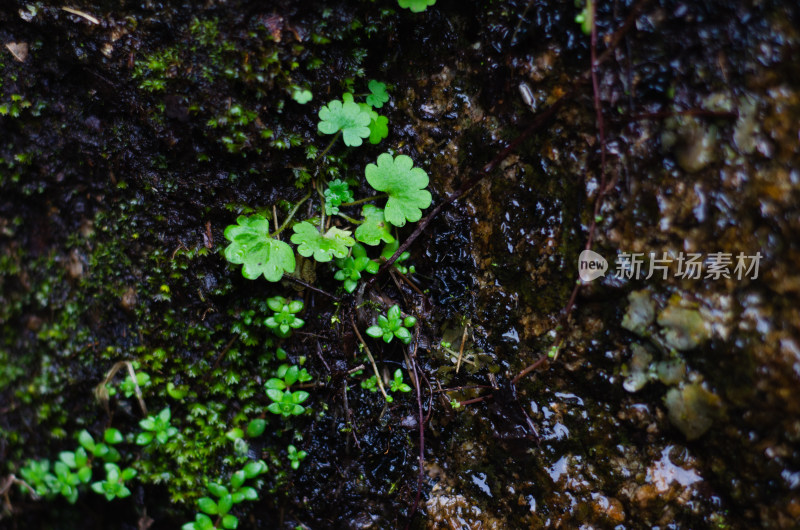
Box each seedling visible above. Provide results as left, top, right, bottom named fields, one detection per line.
left=389, top=369, right=412, bottom=393
left=265, top=364, right=312, bottom=417
left=136, top=407, right=179, bottom=445
left=286, top=444, right=307, bottom=470
left=224, top=215, right=296, bottom=282
left=265, top=296, right=305, bottom=338
left=292, top=87, right=313, bottom=104
left=398, top=0, right=436, bottom=12
left=91, top=463, right=136, bottom=501
left=324, top=179, right=354, bottom=215
left=290, top=221, right=355, bottom=263
left=366, top=304, right=417, bottom=344
left=106, top=366, right=150, bottom=398
left=184, top=461, right=268, bottom=530
left=365, top=80, right=389, bottom=109
left=334, top=243, right=379, bottom=293
left=78, top=428, right=123, bottom=463
left=364, top=153, right=432, bottom=227
left=380, top=240, right=415, bottom=275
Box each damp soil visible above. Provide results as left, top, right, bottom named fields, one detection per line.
left=2, top=0, right=800, bottom=528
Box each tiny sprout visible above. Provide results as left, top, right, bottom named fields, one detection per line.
left=366, top=304, right=417, bottom=344
left=265, top=296, right=305, bottom=338
left=292, top=87, right=313, bottom=104
left=287, top=444, right=308, bottom=470
left=389, top=369, right=412, bottom=393
left=450, top=399, right=462, bottom=409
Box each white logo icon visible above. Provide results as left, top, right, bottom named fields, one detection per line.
left=578, top=250, right=608, bottom=282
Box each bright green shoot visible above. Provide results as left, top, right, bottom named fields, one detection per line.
left=290, top=221, right=354, bottom=262
left=334, top=243, right=379, bottom=293
left=136, top=407, right=178, bottom=445
left=265, top=364, right=312, bottom=417
left=366, top=304, right=417, bottom=344
left=265, top=296, right=305, bottom=338
left=398, top=0, right=436, bottom=13
left=287, top=444, right=307, bottom=470
left=90, top=463, right=136, bottom=501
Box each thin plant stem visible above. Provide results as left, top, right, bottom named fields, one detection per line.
left=316, top=131, right=341, bottom=161
left=350, top=316, right=389, bottom=401
left=340, top=194, right=386, bottom=207
left=272, top=192, right=311, bottom=237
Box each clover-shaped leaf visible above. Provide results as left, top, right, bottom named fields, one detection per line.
left=291, top=87, right=312, bottom=104
left=317, top=99, right=371, bottom=147
left=290, top=221, right=355, bottom=262
left=366, top=108, right=388, bottom=145
left=365, top=153, right=432, bottom=227
left=366, top=80, right=389, bottom=108
left=224, top=215, right=296, bottom=282
left=398, top=0, right=436, bottom=12
left=355, top=205, right=395, bottom=246
left=324, top=179, right=354, bottom=215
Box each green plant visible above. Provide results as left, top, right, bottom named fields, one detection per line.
left=380, top=240, right=415, bottom=275
left=291, top=87, right=313, bottom=104
left=364, top=154, right=432, bottom=227
left=286, top=444, right=307, bottom=470
left=324, top=179, right=354, bottom=215
left=354, top=205, right=395, bottom=246
left=317, top=98, right=372, bottom=147
left=290, top=221, right=354, bottom=262
left=223, top=215, right=296, bottom=282
left=366, top=304, right=417, bottom=344
left=365, top=80, right=389, bottom=108
left=389, top=369, right=412, bottom=393
left=78, top=428, right=123, bottom=463
left=265, top=296, right=305, bottom=338
left=575, top=0, right=594, bottom=35
left=265, top=364, right=312, bottom=417
left=183, top=461, right=268, bottom=530
left=334, top=243, right=379, bottom=293
left=106, top=364, right=150, bottom=398
left=136, top=407, right=179, bottom=445
left=90, top=463, right=137, bottom=501
left=398, top=0, right=436, bottom=12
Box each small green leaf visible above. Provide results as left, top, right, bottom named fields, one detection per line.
left=355, top=205, right=395, bottom=246
left=224, top=215, right=296, bottom=282
left=317, top=99, right=371, bottom=147
left=243, top=460, right=267, bottom=479
left=366, top=325, right=383, bottom=338
left=290, top=222, right=355, bottom=262
left=231, top=470, right=246, bottom=489
left=366, top=80, right=389, bottom=108
left=226, top=428, right=244, bottom=441
left=398, top=0, right=436, bottom=12
left=78, top=430, right=95, bottom=452
left=222, top=514, right=239, bottom=529
left=104, top=428, right=123, bottom=445
left=198, top=497, right=218, bottom=515
left=208, top=482, right=229, bottom=498
left=217, top=494, right=234, bottom=515
left=136, top=432, right=155, bottom=445
left=246, top=419, right=266, bottom=438
left=59, top=452, right=76, bottom=469
left=292, top=87, right=312, bottom=104
left=365, top=153, right=431, bottom=227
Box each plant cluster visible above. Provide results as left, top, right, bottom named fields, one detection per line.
left=265, top=364, right=312, bottom=417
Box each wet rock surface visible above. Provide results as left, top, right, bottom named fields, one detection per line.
left=1, top=0, right=799, bottom=528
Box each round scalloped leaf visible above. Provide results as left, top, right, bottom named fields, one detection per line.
left=355, top=205, right=395, bottom=246
left=366, top=80, right=389, bottom=108
left=398, top=0, right=436, bottom=12
left=223, top=215, right=296, bottom=282
left=290, top=222, right=355, bottom=262
left=365, top=154, right=432, bottom=227
left=317, top=99, right=371, bottom=147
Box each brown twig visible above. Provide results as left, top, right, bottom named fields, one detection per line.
left=350, top=316, right=389, bottom=401
left=283, top=274, right=341, bottom=300
left=404, top=341, right=426, bottom=528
